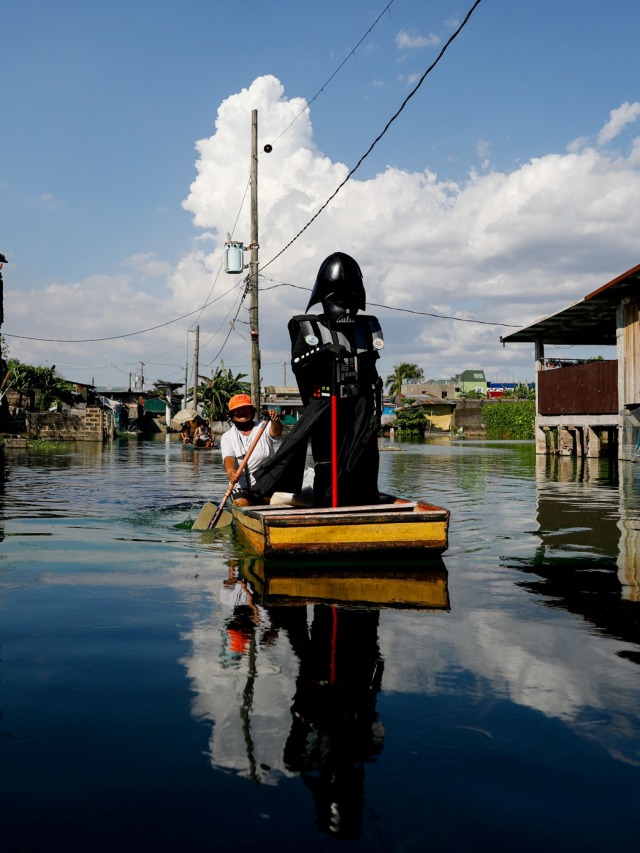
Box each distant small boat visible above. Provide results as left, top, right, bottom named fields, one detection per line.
left=182, top=442, right=216, bottom=450
left=229, top=493, right=449, bottom=559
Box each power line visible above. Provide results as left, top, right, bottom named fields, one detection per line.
left=262, top=0, right=484, bottom=271
left=271, top=1, right=396, bottom=145
left=2, top=279, right=245, bottom=344
left=258, top=276, right=518, bottom=327
left=3, top=1, right=484, bottom=351
left=367, top=300, right=518, bottom=328
left=181, top=3, right=396, bottom=360
left=188, top=177, right=251, bottom=332
left=202, top=280, right=251, bottom=366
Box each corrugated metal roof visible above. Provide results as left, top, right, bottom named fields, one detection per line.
left=400, top=394, right=457, bottom=408
left=144, top=398, right=167, bottom=413
left=500, top=263, right=640, bottom=346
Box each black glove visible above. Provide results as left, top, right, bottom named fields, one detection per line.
left=327, top=342, right=348, bottom=358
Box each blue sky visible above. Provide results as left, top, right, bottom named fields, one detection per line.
left=2, top=0, right=640, bottom=390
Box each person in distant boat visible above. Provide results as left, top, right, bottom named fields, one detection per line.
left=220, top=394, right=282, bottom=507
left=193, top=418, right=214, bottom=448
left=253, top=252, right=384, bottom=507
left=180, top=424, right=193, bottom=445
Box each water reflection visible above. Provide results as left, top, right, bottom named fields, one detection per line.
left=4, top=438, right=640, bottom=849
left=505, top=454, right=640, bottom=656
left=281, top=605, right=382, bottom=839
left=183, top=557, right=449, bottom=839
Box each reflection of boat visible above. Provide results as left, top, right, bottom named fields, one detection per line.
left=239, top=556, right=450, bottom=611
left=230, top=493, right=450, bottom=558
left=227, top=556, right=447, bottom=839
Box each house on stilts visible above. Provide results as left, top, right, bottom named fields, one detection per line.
left=501, top=263, right=640, bottom=462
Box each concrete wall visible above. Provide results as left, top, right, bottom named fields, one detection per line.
left=25, top=407, right=113, bottom=441
left=453, top=399, right=489, bottom=436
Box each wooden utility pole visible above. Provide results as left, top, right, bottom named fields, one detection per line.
left=193, top=325, right=200, bottom=408
left=249, top=109, right=261, bottom=413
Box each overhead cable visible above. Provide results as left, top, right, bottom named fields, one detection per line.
left=2, top=280, right=245, bottom=343
left=271, top=1, right=396, bottom=145
left=262, top=0, right=484, bottom=271
left=259, top=276, right=518, bottom=327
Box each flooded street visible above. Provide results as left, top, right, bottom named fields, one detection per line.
left=1, top=436, right=639, bottom=851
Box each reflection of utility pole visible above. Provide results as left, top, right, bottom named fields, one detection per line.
left=240, top=631, right=260, bottom=784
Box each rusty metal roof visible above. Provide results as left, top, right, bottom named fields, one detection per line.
left=500, top=263, right=640, bottom=346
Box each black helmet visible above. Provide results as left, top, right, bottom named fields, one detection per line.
left=306, top=252, right=366, bottom=314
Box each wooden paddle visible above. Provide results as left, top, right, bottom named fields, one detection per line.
left=191, top=501, right=234, bottom=529
left=192, top=415, right=271, bottom=531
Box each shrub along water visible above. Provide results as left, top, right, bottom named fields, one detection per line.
left=483, top=400, right=535, bottom=440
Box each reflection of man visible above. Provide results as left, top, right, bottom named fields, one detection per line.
left=184, top=562, right=297, bottom=786
left=219, top=562, right=262, bottom=658
left=279, top=605, right=385, bottom=840
left=254, top=252, right=384, bottom=507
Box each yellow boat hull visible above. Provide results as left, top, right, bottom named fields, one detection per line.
left=230, top=495, right=449, bottom=558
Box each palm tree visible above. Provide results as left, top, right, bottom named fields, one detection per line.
left=385, top=362, right=424, bottom=405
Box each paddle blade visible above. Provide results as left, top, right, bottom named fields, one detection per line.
left=192, top=501, right=233, bottom=530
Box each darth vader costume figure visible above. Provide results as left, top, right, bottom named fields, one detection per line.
left=254, top=252, right=384, bottom=507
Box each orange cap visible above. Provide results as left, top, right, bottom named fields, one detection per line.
left=228, top=393, right=255, bottom=412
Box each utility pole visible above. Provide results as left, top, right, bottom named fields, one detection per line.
left=183, top=362, right=188, bottom=409
left=249, top=109, right=261, bottom=413
left=193, top=325, right=200, bottom=408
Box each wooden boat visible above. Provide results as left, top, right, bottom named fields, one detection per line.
left=229, top=492, right=449, bottom=559
left=182, top=441, right=216, bottom=450
left=239, top=556, right=450, bottom=610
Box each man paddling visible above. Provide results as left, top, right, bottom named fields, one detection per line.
left=220, top=394, right=282, bottom=506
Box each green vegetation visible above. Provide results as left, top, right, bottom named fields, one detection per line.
left=198, top=363, right=250, bottom=421
left=483, top=400, right=535, bottom=439
left=25, top=439, right=68, bottom=451
left=502, top=382, right=535, bottom=400
left=6, top=359, right=75, bottom=411
left=395, top=404, right=427, bottom=436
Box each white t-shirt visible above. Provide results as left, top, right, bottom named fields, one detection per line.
left=220, top=422, right=279, bottom=490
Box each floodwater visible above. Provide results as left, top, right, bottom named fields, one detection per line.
left=1, top=435, right=639, bottom=852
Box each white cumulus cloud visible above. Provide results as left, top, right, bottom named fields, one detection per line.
left=175, top=76, right=640, bottom=386
left=9, top=77, right=640, bottom=390
left=597, top=101, right=640, bottom=146
left=395, top=30, right=440, bottom=50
